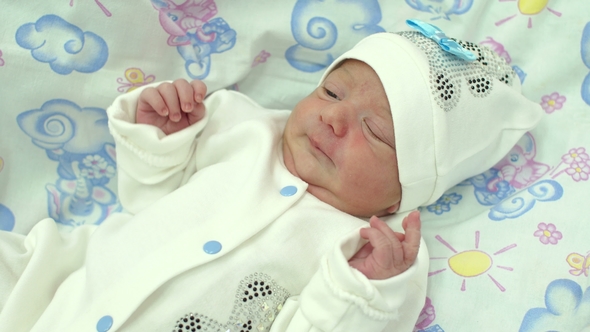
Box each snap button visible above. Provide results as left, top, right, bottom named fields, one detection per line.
left=280, top=185, right=297, bottom=197
left=96, top=315, right=113, bottom=332
left=203, top=240, right=222, bottom=254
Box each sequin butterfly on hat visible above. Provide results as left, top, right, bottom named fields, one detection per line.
left=402, top=19, right=516, bottom=112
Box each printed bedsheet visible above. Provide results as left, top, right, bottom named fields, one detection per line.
left=1, top=1, right=589, bottom=331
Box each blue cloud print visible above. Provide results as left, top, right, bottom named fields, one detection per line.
left=15, top=14, right=108, bottom=75
left=405, top=0, right=473, bottom=20
left=286, top=0, right=384, bottom=72
left=520, top=279, right=590, bottom=332
left=458, top=169, right=563, bottom=221
left=581, top=22, right=590, bottom=105
left=488, top=179, right=563, bottom=221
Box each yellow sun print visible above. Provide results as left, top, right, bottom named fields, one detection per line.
left=429, top=231, right=515, bottom=292
left=496, top=0, right=562, bottom=28
left=448, top=250, right=492, bottom=277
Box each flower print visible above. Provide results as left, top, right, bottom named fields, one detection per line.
left=426, top=203, right=450, bottom=215
left=436, top=193, right=462, bottom=205
left=251, top=50, right=271, bottom=67
left=565, top=162, right=590, bottom=181
left=562, top=147, right=589, bottom=164
left=426, top=193, right=462, bottom=215
left=83, top=154, right=107, bottom=169
left=540, top=92, right=566, bottom=114
left=551, top=147, right=590, bottom=181
left=534, top=222, right=563, bottom=245
left=81, top=168, right=98, bottom=179
left=96, top=164, right=116, bottom=179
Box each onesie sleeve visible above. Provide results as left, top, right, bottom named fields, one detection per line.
left=106, top=82, right=212, bottom=214
left=270, top=228, right=429, bottom=332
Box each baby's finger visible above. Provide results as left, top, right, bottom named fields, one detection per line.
left=371, top=216, right=409, bottom=267
left=138, top=87, right=168, bottom=117
left=157, top=82, right=182, bottom=122
left=393, top=231, right=405, bottom=242
left=402, top=211, right=422, bottom=265
left=186, top=103, right=206, bottom=125
left=190, top=79, right=207, bottom=103
left=402, top=211, right=421, bottom=235
left=350, top=238, right=373, bottom=260
left=369, top=216, right=399, bottom=242
left=173, top=79, right=195, bottom=113
left=362, top=226, right=402, bottom=270
left=361, top=227, right=391, bottom=252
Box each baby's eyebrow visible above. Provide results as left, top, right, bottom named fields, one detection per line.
left=335, top=64, right=354, bottom=84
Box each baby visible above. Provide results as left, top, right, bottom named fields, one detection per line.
left=136, top=59, right=415, bottom=281
left=0, top=20, right=543, bottom=332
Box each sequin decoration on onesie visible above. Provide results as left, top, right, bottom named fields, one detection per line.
left=172, top=273, right=290, bottom=332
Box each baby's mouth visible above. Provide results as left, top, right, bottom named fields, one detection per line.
left=309, top=136, right=332, bottom=162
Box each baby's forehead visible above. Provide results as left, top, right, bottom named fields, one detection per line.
left=330, top=60, right=392, bottom=113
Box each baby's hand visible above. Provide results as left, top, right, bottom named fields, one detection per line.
left=136, top=79, right=207, bottom=135
left=348, top=211, right=421, bottom=280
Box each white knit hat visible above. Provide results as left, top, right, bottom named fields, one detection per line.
left=318, top=20, right=544, bottom=213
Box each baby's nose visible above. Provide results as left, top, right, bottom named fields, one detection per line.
left=321, top=104, right=348, bottom=137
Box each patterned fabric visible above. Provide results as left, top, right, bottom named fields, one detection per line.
left=172, top=274, right=290, bottom=332
left=398, top=31, right=515, bottom=112
left=1, top=2, right=589, bottom=331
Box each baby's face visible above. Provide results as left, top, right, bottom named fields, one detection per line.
left=283, top=60, right=401, bottom=217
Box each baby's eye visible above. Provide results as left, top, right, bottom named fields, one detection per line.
left=325, top=88, right=339, bottom=100
left=363, top=119, right=381, bottom=141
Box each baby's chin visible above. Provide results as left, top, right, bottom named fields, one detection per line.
left=305, top=184, right=391, bottom=218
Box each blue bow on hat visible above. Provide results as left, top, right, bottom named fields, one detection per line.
left=406, top=19, right=476, bottom=62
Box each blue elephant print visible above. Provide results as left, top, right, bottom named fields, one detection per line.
left=458, top=168, right=516, bottom=206
left=285, top=0, right=385, bottom=72
left=17, top=99, right=121, bottom=230
left=152, top=0, right=237, bottom=80
left=176, top=18, right=237, bottom=79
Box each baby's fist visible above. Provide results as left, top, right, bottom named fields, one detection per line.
left=136, top=79, right=207, bottom=135
left=348, top=211, right=421, bottom=280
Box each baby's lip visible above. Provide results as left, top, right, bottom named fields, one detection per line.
left=309, top=136, right=332, bottom=162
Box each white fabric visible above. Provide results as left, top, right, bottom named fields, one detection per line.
left=318, top=32, right=545, bottom=212
left=0, top=86, right=428, bottom=332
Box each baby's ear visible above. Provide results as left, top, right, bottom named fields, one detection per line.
left=386, top=202, right=400, bottom=214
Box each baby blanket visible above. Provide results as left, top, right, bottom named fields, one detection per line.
left=0, top=1, right=588, bottom=331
